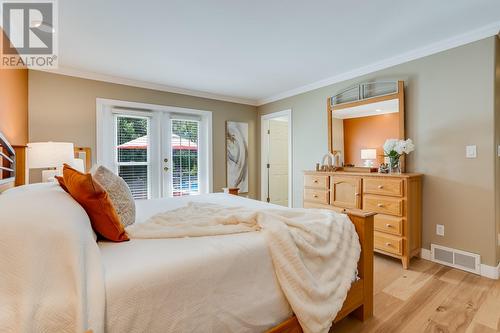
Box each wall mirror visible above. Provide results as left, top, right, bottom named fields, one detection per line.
left=327, top=80, right=405, bottom=170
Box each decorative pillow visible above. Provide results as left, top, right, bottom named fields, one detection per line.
left=55, top=175, right=69, bottom=193
left=93, top=165, right=136, bottom=227
left=62, top=164, right=129, bottom=242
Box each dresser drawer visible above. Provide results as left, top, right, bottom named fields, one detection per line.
left=374, top=214, right=403, bottom=236
left=363, top=195, right=403, bottom=216
left=303, top=188, right=329, bottom=205
left=363, top=178, right=403, bottom=197
left=304, top=175, right=329, bottom=190
left=374, top=232, right=403, bottom=255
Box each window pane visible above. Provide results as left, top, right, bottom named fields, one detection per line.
left=119, top=164, right=148, bottom=200
left=116, top=116, right=148, bottom=163
left=171, top=119, right=199, bottom=196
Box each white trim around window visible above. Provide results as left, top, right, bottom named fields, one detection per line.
left=96, top=98, right=213, bottom=198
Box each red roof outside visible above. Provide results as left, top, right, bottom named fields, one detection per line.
left=117, top=134, right=197, bottom=150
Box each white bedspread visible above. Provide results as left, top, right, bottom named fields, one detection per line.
left=100, top=194, right=293, bottom=333
left=125, top=195, right=361, bottom=333
left=0, top=183, right=105, bottom=333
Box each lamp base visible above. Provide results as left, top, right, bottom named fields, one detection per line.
left=42, top=169, right=60, bottom=182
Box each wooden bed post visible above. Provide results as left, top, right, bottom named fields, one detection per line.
left=347, top=210, right=374, bottom=321
left=267, top=210, right=375, bottom=333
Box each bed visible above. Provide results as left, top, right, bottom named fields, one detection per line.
left=0, top=132, right=374, bottom=333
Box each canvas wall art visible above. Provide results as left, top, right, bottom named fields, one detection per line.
left=226, top=121, right=248, bottom=193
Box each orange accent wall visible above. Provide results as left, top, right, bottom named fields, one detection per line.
left=343, top=113, right=399, bottom=166
left=0, top=29, right=28, bottom=145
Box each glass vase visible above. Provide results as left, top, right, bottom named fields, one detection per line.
left=389, top=155, right=401, bottom=174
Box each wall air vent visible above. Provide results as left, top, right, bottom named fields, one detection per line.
left=430, top=244, right=480, bottom=274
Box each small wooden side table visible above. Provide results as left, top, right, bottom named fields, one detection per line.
left=222, top=187, right=239, bottom=195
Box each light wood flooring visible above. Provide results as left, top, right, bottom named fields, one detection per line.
left=331, top=254, right=500, bottom=333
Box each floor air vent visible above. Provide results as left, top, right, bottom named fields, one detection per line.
left=430, top=244, right=480, bottom=274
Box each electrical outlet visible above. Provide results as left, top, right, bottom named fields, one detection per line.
left=466, top=145, right=477, bottom=159
left=436, top=224, right=445, bottom=236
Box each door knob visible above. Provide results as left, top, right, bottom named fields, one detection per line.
left=164, top=158, right=168, bottom=162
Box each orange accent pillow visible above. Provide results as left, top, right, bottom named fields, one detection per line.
left=55, top=175, right=69, bottom=193
left=62, top=164, right=129, bottom=242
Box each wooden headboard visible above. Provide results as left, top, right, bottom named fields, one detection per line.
left=0, top=131, right=16, bottom=193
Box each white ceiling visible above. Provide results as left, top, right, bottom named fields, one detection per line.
left=54, top=0, right=500, bottom=105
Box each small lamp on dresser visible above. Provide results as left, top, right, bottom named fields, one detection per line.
left=360, top=148, right=377, bottom=167
left=27, top=142, right=76, bottom=182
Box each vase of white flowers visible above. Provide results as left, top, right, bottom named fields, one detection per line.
left=383, top=139, right=415, bottom=173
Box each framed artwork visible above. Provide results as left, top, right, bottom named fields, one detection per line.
left=226, top=121, right=248, bottom=193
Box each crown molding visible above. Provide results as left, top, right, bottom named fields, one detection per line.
left=33, top=67, right=259, bottom=106
left=257, top=21, right=500, bottom=106
left=32, top=21, right=500, bottom=108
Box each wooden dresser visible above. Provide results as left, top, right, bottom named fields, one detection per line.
left=303, top=171, right=422, bottom=269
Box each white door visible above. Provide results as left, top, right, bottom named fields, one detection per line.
left=268, top=119, right=289, bottom=206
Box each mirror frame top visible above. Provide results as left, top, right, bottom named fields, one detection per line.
left=327, top=80, right=405, bottom=167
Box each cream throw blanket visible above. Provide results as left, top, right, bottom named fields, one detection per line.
left=127, top=202, right=360, bottom=333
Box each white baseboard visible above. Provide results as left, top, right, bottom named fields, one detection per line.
left=419, top=248, right=499, bottom=280
left=420, top=248, right=431, bottom=261
left=480, top=263, right=500, bottom=280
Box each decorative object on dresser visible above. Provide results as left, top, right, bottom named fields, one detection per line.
left=360, top=148, right=377, bottom=167
left=383, top=138, right=415, bottom=174
left=226, top=121, right=249, bottom=193
left=303, top=171, right=421, bottom=269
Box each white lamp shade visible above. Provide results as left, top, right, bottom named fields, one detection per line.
left=361, top=148, right=377, bottom=160
left=27, top=142, right=75, bottom=169
left=69, top=158, right=85, bottom=172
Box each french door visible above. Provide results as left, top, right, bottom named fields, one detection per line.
left=99, top=102, right=211, bottom=200
left=163, top=117, right=201, bottom=197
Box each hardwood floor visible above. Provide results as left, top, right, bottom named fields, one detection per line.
left=331, top=254, right=500, bottom=333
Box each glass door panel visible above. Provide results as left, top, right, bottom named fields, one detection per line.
left=169, top=119, right=200, bottom=196
left=115, top=115, right=150, bottom=199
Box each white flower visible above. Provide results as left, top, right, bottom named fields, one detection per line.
left=383, top=138, right=415, bottom=155
left=383, top=139, right=398, bottom=154
left=403, top=139, right=415, bottom=154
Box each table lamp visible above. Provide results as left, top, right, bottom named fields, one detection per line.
left=360, top=148, right=377, bottom=167
left=27, top=142, right=75, bottom=182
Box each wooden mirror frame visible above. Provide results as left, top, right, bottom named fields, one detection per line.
left=327, top=80, right=406, bottom=171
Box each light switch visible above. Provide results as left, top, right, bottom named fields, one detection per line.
left=466, top=145, right=477, bottom=159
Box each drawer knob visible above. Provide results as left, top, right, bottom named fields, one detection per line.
left=385, top=242, right=392, bottom=247
left=378, top=185, right=384, bottom=189
left=313, top=180, right=319, bottom=183
left=313, top=194, right=318, bottom=198
left=355, top=192, right=360, bottom=196
left=377, top=203, right=384, bottom=208
left=385, top=223, right=392, bottom=228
